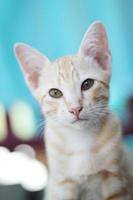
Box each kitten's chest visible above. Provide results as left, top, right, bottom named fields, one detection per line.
left=67, top=150, right=107, bottom=177
left=64, top=134, right=108, bottom=176
left=45, top=122, right=120, bottom=180
left=79, top=173, right=103, bottom=200
left=46, top=127, right=112, bottom=176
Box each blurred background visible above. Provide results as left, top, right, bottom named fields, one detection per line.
left=0, top=0, right=133, bottom=199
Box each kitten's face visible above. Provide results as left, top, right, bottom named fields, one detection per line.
left=38, top=55, right=109, bottom=129
left=14, top=21, right=111, bottom=129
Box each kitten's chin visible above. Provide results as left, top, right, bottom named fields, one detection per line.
left=71, top=119, right=90, bottom=130
left=59, top=118, right=91, bottom=130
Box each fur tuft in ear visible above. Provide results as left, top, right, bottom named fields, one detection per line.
left=79, top=21, right=111, bottom=70
left=14, top=43, right=50, bottom=91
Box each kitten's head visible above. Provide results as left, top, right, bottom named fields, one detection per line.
left=14, top=22, right=111, bottom=129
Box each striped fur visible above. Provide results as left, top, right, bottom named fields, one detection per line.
left=15, top=22, right=133, bottom=200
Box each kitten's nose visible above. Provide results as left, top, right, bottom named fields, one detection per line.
left=69, top=106, right=83, bottom=118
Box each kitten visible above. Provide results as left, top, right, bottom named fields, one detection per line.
left=14, top=21, right=133, bottom=200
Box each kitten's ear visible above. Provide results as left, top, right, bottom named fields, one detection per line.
left=14, top=43, right=50, bottom=91
left=79, top=21, right=111, bottom=70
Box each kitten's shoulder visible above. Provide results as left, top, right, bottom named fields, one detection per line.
left=109, top=110, right=121, bottom=125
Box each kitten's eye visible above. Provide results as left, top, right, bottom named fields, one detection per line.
left=81, top=79, right=94, bottom=91
left=49, top=88, right=63, bottom=98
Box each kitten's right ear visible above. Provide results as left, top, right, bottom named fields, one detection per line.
left=14, top=43, right=50, bottom=91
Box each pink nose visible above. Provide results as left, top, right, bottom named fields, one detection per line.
left=69, top=106, right=83, bottom=117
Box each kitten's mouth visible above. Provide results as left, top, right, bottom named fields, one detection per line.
left=72, top=118, right=88, bottom=124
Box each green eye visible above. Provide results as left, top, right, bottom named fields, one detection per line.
left=49, top=88, right=63, bottom=98
left=81, top=79, right=94, bottom=91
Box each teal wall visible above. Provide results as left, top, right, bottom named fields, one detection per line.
left=0, top=0, right=133, bottom=118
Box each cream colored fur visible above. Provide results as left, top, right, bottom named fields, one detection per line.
left=14, top=22, right=133, bottom=200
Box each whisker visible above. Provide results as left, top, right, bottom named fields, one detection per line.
left=36, top=115, right=46, bottom=137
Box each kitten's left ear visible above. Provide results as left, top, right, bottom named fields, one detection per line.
left=79, top=21, right=111, bottom=70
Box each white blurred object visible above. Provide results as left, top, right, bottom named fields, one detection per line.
left=9, top=101, right=36, bottom=140
left=0, top=146, right=10, bottom=153
left=0, top=146, right=48, bottom=191
left=21, top=159, right=48, bottom=191
left=0, top=103, right=7, bottom=142
left=14, top=144, right=36, bottom=158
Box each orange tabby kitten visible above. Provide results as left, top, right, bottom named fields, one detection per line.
left=14, top=22, right=133, bottom=200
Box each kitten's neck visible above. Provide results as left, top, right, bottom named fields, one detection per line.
left=45, top=112, right=121, bottom=154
